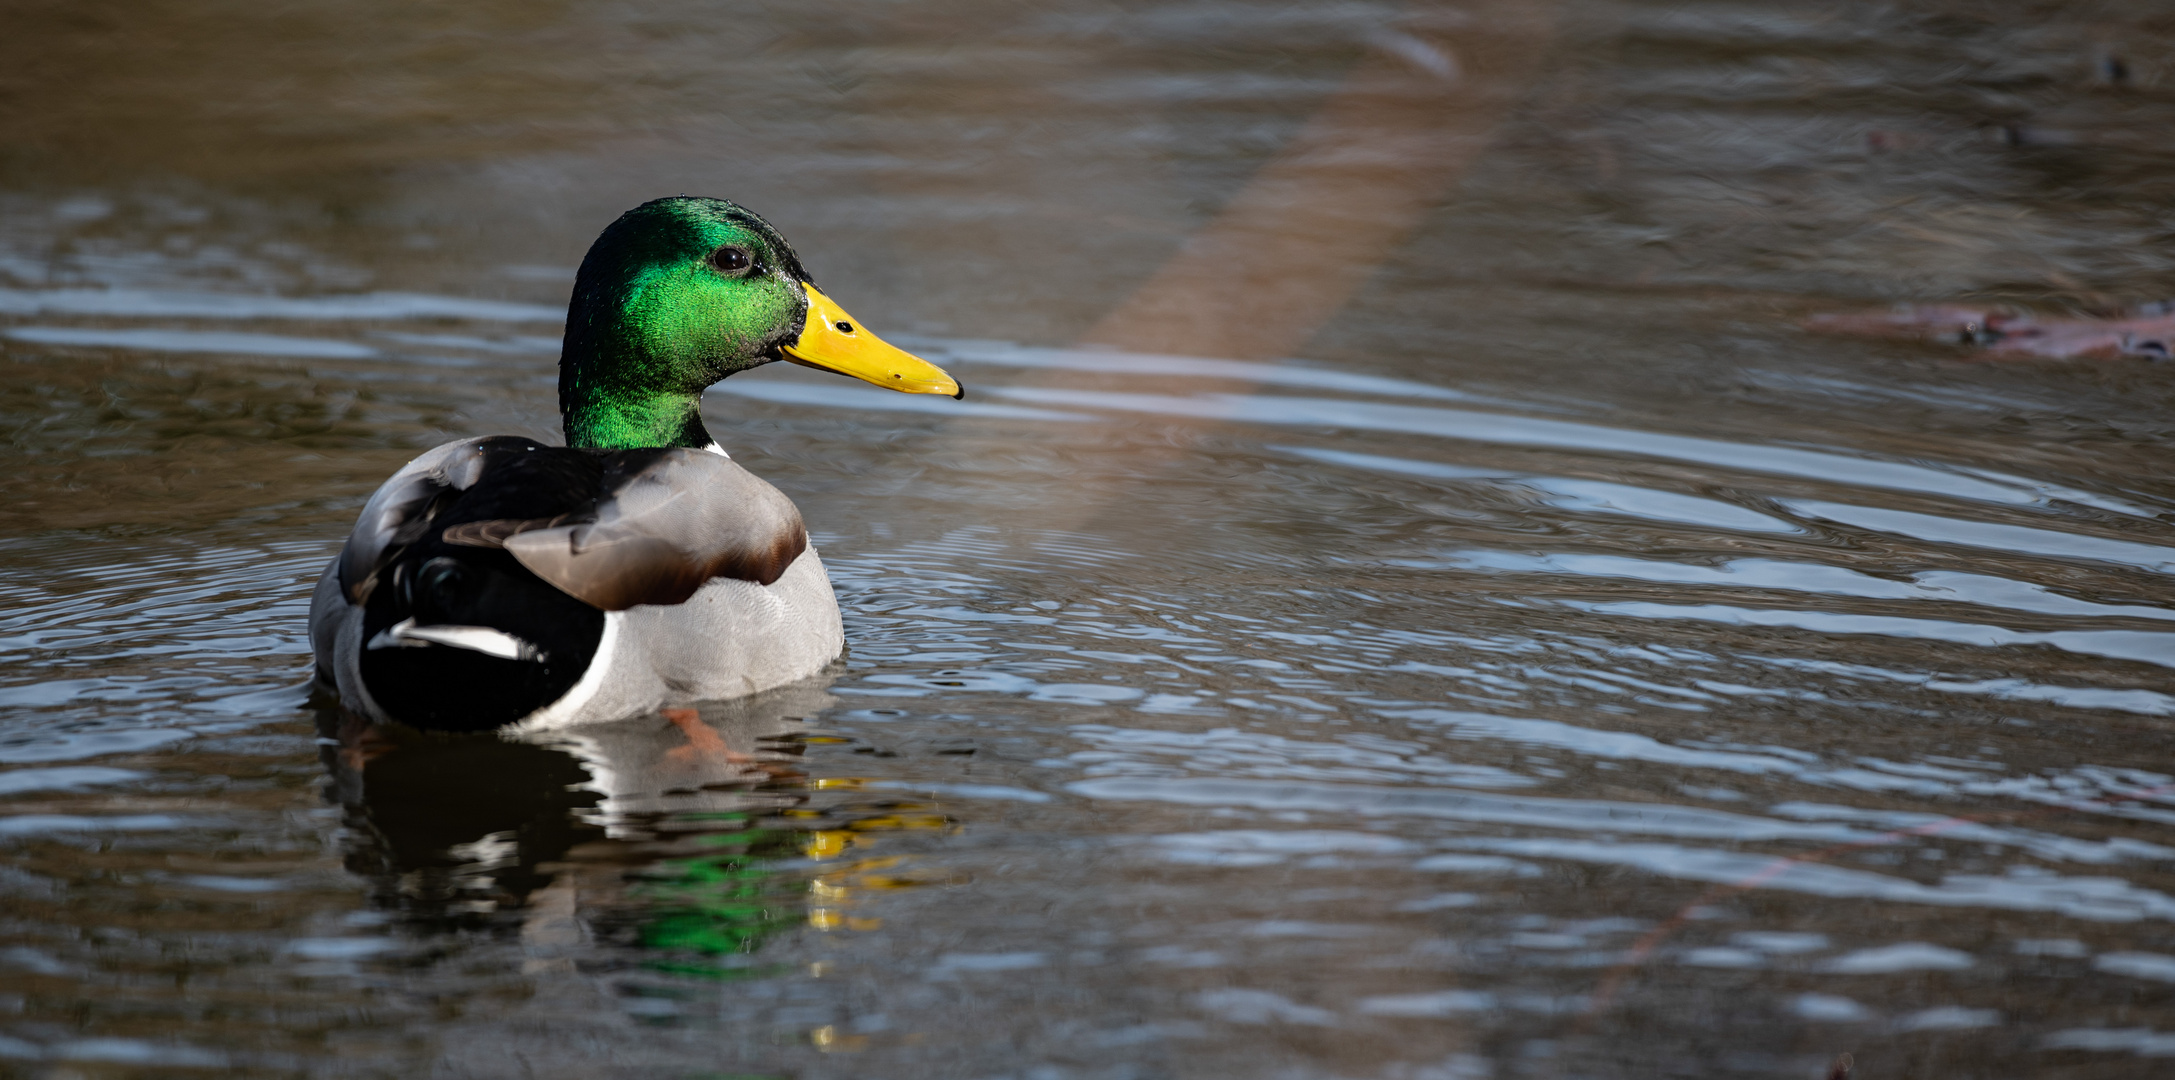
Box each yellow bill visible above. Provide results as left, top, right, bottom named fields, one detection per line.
left=783, top=283, right=963, bottom=398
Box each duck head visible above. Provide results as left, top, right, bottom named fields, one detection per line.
left=559, top=196, right=961, bottom=450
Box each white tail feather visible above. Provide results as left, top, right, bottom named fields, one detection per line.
left=365, top=617, right=547, bottom=661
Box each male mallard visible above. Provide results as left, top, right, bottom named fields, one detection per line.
left=309, top=197, right=961, bottom=732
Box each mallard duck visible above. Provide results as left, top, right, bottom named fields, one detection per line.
left=309, top=197, right=961, bottom=732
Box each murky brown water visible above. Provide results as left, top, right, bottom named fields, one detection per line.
left=7, top=2, right=2175, bottom=1077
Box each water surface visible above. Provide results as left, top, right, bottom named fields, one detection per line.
left=6, top=2, right=2175, bottom=1077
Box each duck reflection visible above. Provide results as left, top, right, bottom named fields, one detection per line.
left=318, top=683, right=837, bottom=968
left=324, top=725, right=607, bottom=929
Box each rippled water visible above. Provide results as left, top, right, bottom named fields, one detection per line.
left=7, top=2, right=2175, bottom=1077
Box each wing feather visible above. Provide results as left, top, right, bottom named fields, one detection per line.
left=336, top=437, right=499, bottom=602
left=498, top=450, right=808, bottom=610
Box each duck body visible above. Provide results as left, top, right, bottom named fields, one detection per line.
left=309, top=197, right=959, bottom=732
left=309, top=437, right=843, bottom=731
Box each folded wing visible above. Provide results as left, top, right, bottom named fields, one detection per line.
left=468, top=450, right=807, bottom=610
left=337, top=436, right=500, bottom=602
left=341, top=443, right=807, bottom=612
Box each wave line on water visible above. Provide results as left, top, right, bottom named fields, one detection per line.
left=2, top=325, right=378, bottom=359
left=1580, top=777, right=2175, bottom=1023
left=1410, top=549, right=2175, bottom=623
left=1283, top=446, right=1806, bottom=534
left=986, top=388, right=2157, bottom=516
left=1564, top=600, right=2175, bottom=671
left=0, top=287, right=563, bottom=322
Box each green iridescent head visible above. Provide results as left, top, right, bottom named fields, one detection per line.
left=557, top=196, right=964, bottom=450
left=559, top=197, right=814, bottom=449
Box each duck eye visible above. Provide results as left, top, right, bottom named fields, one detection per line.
left=708, top=246, right=752, bottom=275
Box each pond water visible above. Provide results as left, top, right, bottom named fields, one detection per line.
left=6, top=1, right=2175, bottom=1077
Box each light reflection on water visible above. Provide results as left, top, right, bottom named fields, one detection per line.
left=6, top=1, right=2175, bottom=1077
